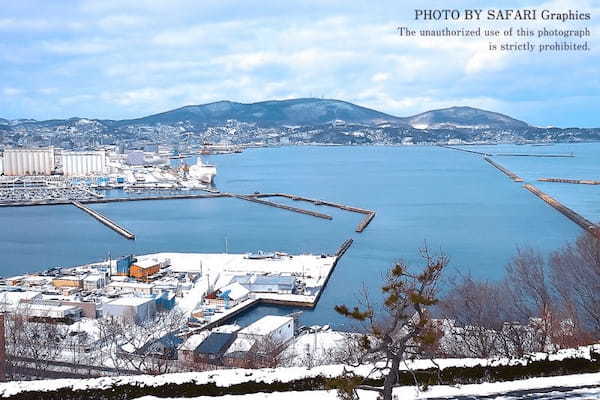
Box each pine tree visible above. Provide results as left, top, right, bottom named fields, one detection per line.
left=332, top=246, right=447, bottom=400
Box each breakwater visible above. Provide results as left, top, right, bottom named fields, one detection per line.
left=71, top=201, right=136, bottom=240
left=484, top=157, right=524, bottom=182
left=538, top=178, right=600, bottom=185
left=523, top=184, right=600, bottom=239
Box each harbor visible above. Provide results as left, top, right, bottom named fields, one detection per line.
left=0, top=144, right=596, bottom=328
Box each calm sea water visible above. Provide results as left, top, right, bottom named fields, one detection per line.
left=1, top=143, right=598, bottom=329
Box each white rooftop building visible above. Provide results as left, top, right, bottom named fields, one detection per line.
left=103, top=296, right=156, bottom=322
left=238, top=315, right=294, bottom=344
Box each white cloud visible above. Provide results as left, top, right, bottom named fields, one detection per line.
left=42, top=39, right=113, bottom=55
left=371, top=73, right=390, bottom=83
left=3, top=88, right=22, bottom=96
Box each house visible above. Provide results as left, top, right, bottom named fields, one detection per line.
left=137, top=333, right=184, bottom=360
left=193, top=332, right=237, bottom=364
left=238, top=315, right=294, bottom=344
left=177, top=332, right=211, bottom=363
left=225, top=315, right=294, bottom=364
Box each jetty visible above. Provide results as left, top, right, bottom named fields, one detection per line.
left=523, top=184, right=600, bottom=239
left=0, top=193, right=227, bottom=207
left=230, top=193, right=333, bottom=220
left=484, top=157, right=524, bottom=182
left=494, top=153, right=575, bottom=158
left=71, top=201, right=136, bottom=240
left=538, top=178, right=600, bottom=185
left=438, top=145, right=492, bottom=156
left=250, top=193, right=376, bottom=233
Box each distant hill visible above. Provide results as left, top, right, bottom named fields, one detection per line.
left=116, top=98, right=408, bottom=128
left=405, top=106, right=530, bottom=130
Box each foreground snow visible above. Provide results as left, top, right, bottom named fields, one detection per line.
left=2, top=344, right=600, bottom=398
left=135, top=372, right=600, bottom=399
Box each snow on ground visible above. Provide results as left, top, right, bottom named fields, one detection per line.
left=135, top=373, right=600, bottom=399
left=159, top=252, right=336, bottom=289
left=3, top=345, right=600, bottom=398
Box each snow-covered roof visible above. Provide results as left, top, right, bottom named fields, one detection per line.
left=179, top=332, right=210, bottom=352
left=239, top=315, right=293, bottom=337
left=218, top=282, right=250, bottom=301
left=0, top=291, right=41, bottom=307
left=108, top=281, right=154, bottom=289
left=224, top=336, right=256, bottom=355
left=105, top=296, right=154, bottom=307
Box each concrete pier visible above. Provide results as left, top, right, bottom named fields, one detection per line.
left=438, top=145, right=492, bottom=156
left=0, top=193, right=227, bottom=207
left=538, top=178, right=600, bottom=185
left=484, top=157, right=524, bottom=182
left=251, top=193, right=376, bottom=232
left=230, top=194, right=333, bottom=220
left=355, top=212, right=376, bottom=233
left=523, top=184, right=600, bottom=239
left=71, top=201, right=136, bottom=240
left=494, top=153, right=575, bottom=158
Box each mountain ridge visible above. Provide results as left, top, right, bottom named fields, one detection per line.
left=3, top=98, right=533, bottom=130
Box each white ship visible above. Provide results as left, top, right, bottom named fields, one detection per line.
left=188, top=158, right=217, bottom=184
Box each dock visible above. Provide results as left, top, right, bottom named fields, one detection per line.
left=71, top=201, right=136, bottom=240
left=523, top=184, right=600, bottom=239
left=229, top=194, right=333, bottom=220
left=484, top=157, right=524, bottom=182
left=251, top=193, right=376, bottom=232
left=538, top=178, right=600, bottom=185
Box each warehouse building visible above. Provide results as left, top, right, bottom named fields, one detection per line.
left=231, top=275, right=296, bottom=294
left=103, top=296, right=156, bottom=322
left=61, top=151, right=108, bottom=176
left=3, top=147, right=55, bottom=176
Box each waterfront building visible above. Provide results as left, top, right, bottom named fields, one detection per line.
left=103, top=296, right=156, bottom=322
left=3, top=147, right=55, bottom=176
left=231, top=275, right=296, bottom=294
left=61, top=150, right=108, bottom=176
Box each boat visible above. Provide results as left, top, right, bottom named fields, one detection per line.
left=188, top=158, right=217, bottom=184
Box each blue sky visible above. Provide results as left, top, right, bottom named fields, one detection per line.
left=1, top=0, right=598, bottom=127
